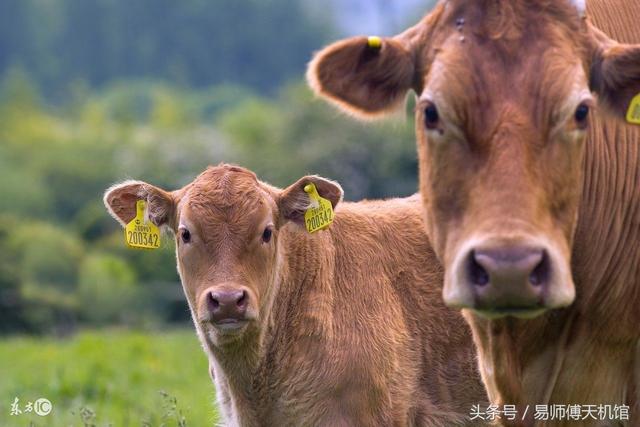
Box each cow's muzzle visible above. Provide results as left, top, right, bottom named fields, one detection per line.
left=198, top=285, right=253, bottom=331
left=444, top=237, right=575, bottom=318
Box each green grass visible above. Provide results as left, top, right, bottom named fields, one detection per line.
left=0, top=329, right=219, bottom=426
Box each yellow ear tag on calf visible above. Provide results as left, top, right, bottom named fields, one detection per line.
left=627, top=93, right=640, bottom=125
left=303, top=183, right=334, bottom=233
left=125, top=200, right=161, bottom=249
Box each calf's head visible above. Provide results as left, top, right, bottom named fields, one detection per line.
left=308, top=0, right=640, bottom=317
left=104, top=165, right=342, bottom=346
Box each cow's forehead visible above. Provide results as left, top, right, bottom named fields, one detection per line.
left=442, top=0, right=584, bottom=28
left=421, top=1, right=589, bottom=133
left=431, top=0, right=587, bottom=65
left=425, top=38, right=586, bottom=106
left=187, top=166, right=261, bottom=209
left=178, top=166, right=273, bottom=240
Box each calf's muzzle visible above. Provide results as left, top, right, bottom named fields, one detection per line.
left=201, top=287, right=248, bottom=325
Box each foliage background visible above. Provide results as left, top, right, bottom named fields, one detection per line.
left=0, top=0, right=434, bottom=425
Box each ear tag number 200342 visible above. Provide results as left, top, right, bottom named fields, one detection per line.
left=304, top=183, right=334, bottom=233
left=125, top=200, right=161, bottom=249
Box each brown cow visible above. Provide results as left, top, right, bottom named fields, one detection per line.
left=104, top=164, right=487, bottom=426
left=308, top=0, right=640, bottom=425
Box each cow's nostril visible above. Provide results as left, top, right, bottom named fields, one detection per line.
left=236, top=290, right=247, bottom=308
left=208, top=292, right=220, bottom=311
left=469, top=250, right=490, bottom=287
left=529, top=251, right=550, bottom=286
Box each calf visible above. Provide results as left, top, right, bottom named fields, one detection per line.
left=104, top=164, right=487, bottom=426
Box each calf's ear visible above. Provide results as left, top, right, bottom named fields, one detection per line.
left=589, top=27, right=640, bottom=121
left=307, top=35, right=418, bottom=118
left=104, top=180, right=176, bottom=228
left=278, top=176, right=344, bottom=226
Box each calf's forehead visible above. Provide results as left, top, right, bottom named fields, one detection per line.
left=177, top=167, right=274, bottom=242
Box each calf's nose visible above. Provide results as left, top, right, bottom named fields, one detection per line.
left=207, top=289, right=247, bottom=322
left=467, top=246, right=550, bottom=310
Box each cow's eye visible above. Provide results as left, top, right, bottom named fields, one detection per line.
left=261, top=226, right=273, bottom=244
left=180, top=228, right=191, bottom=244
left=574, top=103, right=590, bottom=127
left=424, top=103, right=440, bottom=130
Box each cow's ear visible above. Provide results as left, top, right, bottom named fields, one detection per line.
left=104, top=180, right=176, bottom=228
left=589, top=26, right=640, bottom=121
left=278, top=176, right=343, bottom=226
left=307, top=35, right=418, bottom=118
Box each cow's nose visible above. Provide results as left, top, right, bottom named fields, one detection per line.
left=207, top=289, right=247, bottom=322
left=466, top=246, right=550, bottom=311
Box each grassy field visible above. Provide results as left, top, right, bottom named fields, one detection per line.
left=0, top=329, right=219, bottom=426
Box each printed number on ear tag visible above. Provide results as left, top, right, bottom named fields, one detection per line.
left=627, top=93, right=640, bottom=125
left=304, top=183, right=334, bottom=233
left=125, top=200, right=161, bottom=249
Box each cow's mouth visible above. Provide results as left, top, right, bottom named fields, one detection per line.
left=474, top=306, right=547, bottom=319
left=213, top=318, right=249, bottom=332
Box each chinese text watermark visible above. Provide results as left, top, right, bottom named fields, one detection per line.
left=469, top=404, right=629, bottom=422
left=10, top=397, right=52, bottom=417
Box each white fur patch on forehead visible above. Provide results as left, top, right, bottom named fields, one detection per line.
left=568, top=0, right=586, bottom=17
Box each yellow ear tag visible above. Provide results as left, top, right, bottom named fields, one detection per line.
left=367, top=36, right=382, bottom=49
left=125, top=200, right=161, bottom=249
left=303, top=183, right=334, bottom=233
left=626, top=93, right=640, bottom=125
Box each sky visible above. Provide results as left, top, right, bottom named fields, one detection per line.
left=329, top=0, right=435, bottom=36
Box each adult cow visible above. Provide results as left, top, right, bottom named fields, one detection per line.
left=308, top=0, right=640, bottom=425
left=104, top=164, right=487, bottom=426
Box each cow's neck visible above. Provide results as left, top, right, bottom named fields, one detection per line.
left=207, top=326, right=262, bottom=426
left=205, top=227, right=335, bottom=426
left=469, top=311, right=634, bottom=427
left=572, top=114, right=640, bottom=339
left=466, top=312, right=567, bottom=406
left=573, top=0, right=640, bottom=342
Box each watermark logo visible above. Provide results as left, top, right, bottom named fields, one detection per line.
left=470, top=404, right=629, bottom=422
left=34, top=398, right=53, bottom=416
left=9, top=397, right=52, bottom=417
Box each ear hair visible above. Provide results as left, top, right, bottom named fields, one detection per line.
left=103, top=180, right=175, bottom=228
left=145, top=187, right=174, bottom=227
left=281, top=188, right=314, bottom=216
left=590, top=41, right=640, bottom=118
left=278, top=175, right=344, bottom=226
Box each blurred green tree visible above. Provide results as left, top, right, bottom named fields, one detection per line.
left=220, top=83, right=418, bottom=200
left=0, top=0, right=334, bottom=100
left=0, top=216, right=28, bottom=333
left=77, top=253, right=137, bottom=325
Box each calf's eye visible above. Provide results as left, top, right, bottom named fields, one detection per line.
left=262, top=226, right=272, bottom=244
left=424, top=103, right=440, bottom=130
left=574, top=103, right=590, bottom=127
left=180, top=228, right=191, bottom=244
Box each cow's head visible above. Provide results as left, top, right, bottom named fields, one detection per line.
left=104, top=165, right=343, bottom=346
left=308, top=0, right=640, bottom=317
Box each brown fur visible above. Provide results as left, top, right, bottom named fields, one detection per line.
left=104, top=164, right=488, bottom=426
left=308, top=0, right=640, bottom=426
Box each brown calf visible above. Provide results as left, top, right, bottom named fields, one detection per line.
left=308, top=0, right=640, bottom=425
left=104, top=164, right=487, bottom=426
